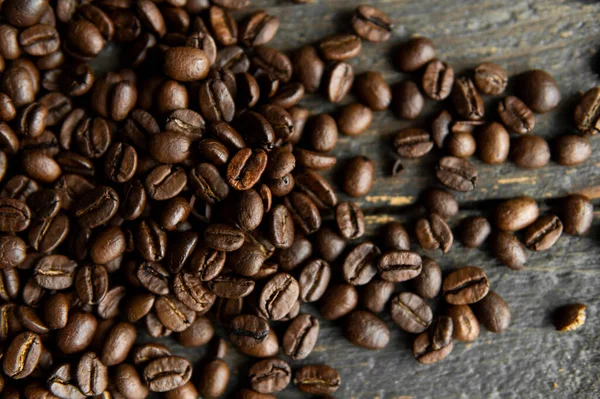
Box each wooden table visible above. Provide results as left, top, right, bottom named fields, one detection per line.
left=142, top=0, right=600, bottom=397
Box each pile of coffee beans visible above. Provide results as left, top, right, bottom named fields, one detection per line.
left=0, top=0, right=591, bottom=397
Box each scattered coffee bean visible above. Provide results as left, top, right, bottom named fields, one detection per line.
left=562, top=194, right=593, bottom=235
left=517, top=69, right=561, bottom=113
left=459, top=216, right=491, bottom=248
left=474, top=63, right=508, bottom=95
left=442, top=266, right=489, bottom=305
left=390, top=292, right=433, bottom=333
left=553, top=303, right=587, bottom=332
left=472, top=290, right=511, bottom=333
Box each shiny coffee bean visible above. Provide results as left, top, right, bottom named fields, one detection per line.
left=355, top=71, right=391, bottom=111
left=337, top=103, right=372, bottom=136
left=415, top=213, right=453, bottom=253
left=378, top=250, right=422, bottom=282
left=574, top=87, right=600, bottom=135
left=442, top=266, right=489, bottom=305
left=474, top=63, right=508, bottom=95
left=422, top=60, right=454, bottom=100
left=343, top=241, right=380, bottom=286
left=344, top=310, right=390, bottom=350
left=259, top=273, right=299, bottom=320
left=562, top=194, right=593, bottom=235
left=394, top=128, right=433, bottom=158
left=395, top=37, right=436, bottom=72
left=477, top=122, right=510, bottom=164
left=553, top=134, right=591, bottom=166
left=293, top=365, right=341, bottom=395
left=326, top=61, right=354, bottom=103
left=352, top=5, right=392, bottom=42
left=459, top=216, right=491, bottom=248
left=390, top=292, right=432, bottom=333
left=393, top=80, right=424, bottom=119
left=452, top=77, right=484, bottom=120
left=517, top=69, right=561, bottom=113
left=472, top=290, right=511, bottom=333
left=282, top=313, right=319, bottom=360
left=498, top=96, right=535, bottom=134
left=435, top=156, right=477, bottom=192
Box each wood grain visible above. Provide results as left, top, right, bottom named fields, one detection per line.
left=144, top=0, right=600, bottom=397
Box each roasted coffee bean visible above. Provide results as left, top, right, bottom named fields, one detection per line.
left=3, top=332, right=41, bottom=379
left=446, top=131, right=476, bottom=158
left=28, top=212, right=69, bottom=253
left=422, top=60, right=454, bottom=100
left=255, top=104, right=295, bottom=143
left=159, top=197, right=191, bottom=232
left=90, top=225, right=126, bottom=264
left=343, top=156, right=374, bottom=197
left=428, top=316, right=453, bottom=351
left=48, top=363, right=85, bottom=398
left=103, top=142, right=137, bottom=183
left=207, top=274, right=255, bottom=298
left=136, top=261, right=170, bottom=295
left=0, top=94, right=17, bottom=122
left=295, top=170, right=337, bottom=209
left=39, top=92, right=71, bottom=126
left=165, top=230, right=198, bottom=272
left=66, top=19, right=105, bottom=57
left=0, top=235, right=27, bottom=269
left=75, top=186, right=119, bottom=229
left=97, top=285, right=126, bottom=319
left=343, top=241, right=380, bottom=286
left=269, top=82, right=304, bottom=109
left=120, top=179, right=146, bottom=221
left=491, top=231, right=528, bottom=270
left=34, top=254, right=76, bottom=290
left=337, top=103, right=372, bottom=136
left=306, top=113, right=338, bottom=153
left=19, top=24, right=60, bottom=57
left=474, top=63, right=507, bottom=95
left=459, top=216, right=491, bottom=248
left=209, top=5, right=237, bottom=46
left=54, top=151, right=94, bottom=176
left=213, top=45, right=248, bottom=74
left=17, top=102, right=48, bottom=138
left=494, top=196, right=539, bottom=231
left=562, top=194, right=593, bottom=235
left=100, top=322, right=136, bottom=366
left=74, top=264, right=108, bottom=305
left=282, top=314, right=319, bottom=360
left=422, top=188, right=458, bottom=219
left=148, top=130, right=192, bottom=164
left=284, top=192, right=320, bottom=235
left=294, top=148, right=336, bottom=170
left=517, top=69, right=560, bottom=113
left=442, top=266, right=489, bottom=305
left=189, top=163, right=229, bottom=205
left=0, top=122, right=19, bottom=155
left=204, top=223, right=244, bottom=252
left=163, top=47, right=210, bottom=82
left=173, top=272, right=216, bottom=312
left=189, top=245, right=226, bottom=280
left=355, top=71, right=391, bottom=111
left=1, top=66, right=36, bottom=108
left=553, top=303, right=587, bottom=332
left=275, top=237, right=311, bottom=272
left=21, top=151, right=62, bottom=183
left=232, top=111, right=274, bottom=150
left=113, top=363, right=150, bottom=398
left=523, top=214, right=563, bottom=251
left=4, top=0, right=48, bottom=28
left=197, top=357, right=230, bottom=398
left=477, top=122, right=510, bottom=164
left=165, top=109, right=205, bottom=141
left=75, top=352, right=108, bottom=396
left=394, top=128, right=433, bottom=158
left=143, top=356, right=192, bottom=392
left=436, top=156, right=477, bottom=192
left=379, top=221, right=410, bottom=251
left=378, top=250, right=422, bottom=282
left=352, top=5, right=392, bottom=42
left=199, top=77, right=235, bottom=123
left=235, top=72, right=260, bottom=109
left=293, top=46, right=324, bottom=93
left=227, top=148, right=268, bottom=191
left=0, top=268, right=20, bottom=301
left=236, top=326, right=278, bottom=358
left=452, top=77, right=484, bottom=120
left=393, top=80, right=424, bottom=119
left=154, top=295, right=196, bottom=332
left=145, top=312, right=173, bottom=338
left=197, top=139, right=229, bottom=166
left=390, top=292, right=432, bottom=333
left=335, top=201, right=364, bottom=240
left=553, top=134, right=591, bottom=166
left=229, top=314, right=269, bottom=349
left=408, top=256, right=440, bottom=299
left=2, top=175, right=39, bottom=201
left=359, top=279, right=394, bottom=314
left=344, top=310, right=390, bottom=350
left=395, top=37, right=436, bottom=72
left=413, top=329, right=453, bottom=364
left=253, top=46, right=293, bottom=82
left=56, top=311, right=97, bottom=354
left=312, top=227, right=345, bottom=264
left=144, top=164, right=187, bottom=201
left=123, top=292, right=155, bottom=323
left=472, top=290, right=511, bottom=333
left=326, top=61, right=354, bottom=103
left=447, top=304, right=479, bottom=342
left=240, top=11, right=279, bottom=47
left=298, top=259, right=331, bottom=302
left=293, top=365, right=341, bottom=395
left=319, top=34, right=361, bottom=61
left=136, top=219, right=167, bottom=262
left=415, top=213, right=453, bottom=253
left=574, top=87, right=600, bottom=135
left=259, top=273, right=299, bottom=320
left=248, top=358, right=291, bottom=394
left=176, top=316, right=214, bottom=348
left=498, top=96, right=535, bottom=134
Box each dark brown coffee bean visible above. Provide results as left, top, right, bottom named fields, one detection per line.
left=355, top=71, right=391, bottom=111
left=143, top=356, right=192, bottom=392
left=281, top=192, right=318, bottom=235
left=208, top=274, right=255, bottom=298
left=442, top=266, right=489, bottom=305
left=343, top=155, right=374, bottom=198
left=553, top=134, right=591, bottom=166
left=259, top=273, right=299, bottom=320
left=100, top=322, right=136, bottom=366
left=120, top=179, right=146, bottom=221
left=21, top=151, right=62, bottom=184
left=113, top=363, right=150, bottom=398
left=145, top=312, right=173, bottom=338
left=474, top=63, right=508, bottom=95
left=395, top=37, right=436, bottom=72
left=394, top=128, right=433, bottom=158
left=198, top=77, right=235, bottom=123
left=326, top=61, right=354, bottom=103
left=294, top=148, right=336, bottom=170
left=163, top=46, right=210, bottom=82
left=66, top=19, right=105, bottom=57
left=136, top=261, right=170, bottom=295
left=196, top=357, right=230, bottom=397
left=319, top=34, right=361, bottom=61
left=472, top=290, right=511, bottom=333
left=298, top=259, right=331, bottom=303
left=334, top=201, right=364, bottom=240
left=491, top=231, right=528, bottom=270
left=459, top=216, right=491, bottom=248
left=148, top=130, right=191, bottom=164
left=229, top=314, right=269, bottom=349
left=76, top=352, right=108, bottom=396
left=282, top=314, right=319, bottom=360
left=3, top=332, right=41, bottom=379
left=390, top=292, right=432, bottom=333
left=344, top=310, right=390, bottom=350
left=34, top=254, right=76, bottom=290
left=359, top=279, right=394, bottom=314
left=123, top=292, right=155, bottom=323
left=343, top=241, right=380, bottom=286
left=56, top=311, right=97, bottom=354
left=144, top=164, right=187, bottom=201
left=240, top=11, right=279, bottom=47
left=96, top=285, right=125, bottom=320
left=452, top=77, right=484, bottom=120
left=422, top=60, right=454, bottom=100
left=165, top=230, right=198, bottom=272
left=393, top=80, right=424, bottom=119
left=2, top=175, right=39, bottom=201
left=0, top=235, right=26, bottom=269
left=446, top=131, right=476, bottom=158
left=269, top=82, right=304, bottom=109
left=498, top=96, right=535, bottom=134
left=517, top=69, right=561, bottom=113
left=208, top=5, right=237, bottom=46
left=0, top=93, right=17, bottom=122
left=415, top=213, right=453, bottom=253
left=17, top=102, right=48, bottom=138
left=74, top=186, right=119, bottom=229
left=562, top=194, right=593, bottom=235
left=574, top=87, right=600, bottom=135
left=378, top=221, right=410, bottom=251
left=494, top=196, right=539, bottom=232
left=136, top=219, right=167, bottom=262
left=204, top=223, right=244, bottom=252
left=293, top=46, right=324, bottom=93
left=523, top=214, right=563, bottom=251
left=409, top=257, right=440, bottom=299
left=378, top=250, right=422, bottom=282
left=213, top=45, right=248, bottom=74
left=154, top=295, right=196, bottom=332
left=177, top=316, right=214, bottom=348
left=173, top=272, right=216, bottom=312
left=235, top=72, right=260, bottom=109
left=104, top=142, right=137, bottom=183
left=165, top=109, right=205, bottom=141
left=19, top=24, right=59, bottom=56
left=75, top=264, right=108, bottom=305
left=422, top=188, right=458, bottom=220
left=294, top=365, right=340, bottom=395
left=447, top=304, right=479, bottom=342
left=248, top=358, right=291, bottom=394
left=274, top=237, right=311, bottom=273
left=255, top=104, right=295, bottom=143
left=189, top=245, right=226, bottom=280
left=336, top=103, right=372, bottom=137
left=0, top=198, right=31, bottom=233
left=553, top=303, right=587, bottom=332
left=252, top=46, right=292, bottom=82
left=436, top=156, right=477, bottom=192
left=227, top=148, right=268, bottom=191
left=477, top=122, right=510, bottom=164
left=352, top=5, right=392, bottom=42
left=188, top=163, right=229, bottom=205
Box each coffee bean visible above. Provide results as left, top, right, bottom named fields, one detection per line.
left=34, top=254, right=76, bottom=290
left=452, top=77, right=484, bottom=120
left=494, top=196, right=539, bottom=232
left=163, top=47, right=210, bottom=82
left=393, top=80, right=424, bottom=119
left=172, top=272, right=216, bottom=312
left=305, top=113, right=338, bottom=153
left=143, top=356, right=192, bottom=392
left=17, top=102, right=48, bottom=138
left=74, top=186, right=119, bottom=229
left=344, top=310, right=390, bottom=350
left=144, top=164, right=187, bottom=201
left=390, top=292, right=432, bottom=333
left=415, top=213, right=453, bottom=253
left=413, top=329, right=453, bottom=364
left=100, top=322, right=137, bottom=366
left=446, top=131, right=476, bottom=158
left=352, top=5, right=392, bottom=42
left=378, top=250, right=422, bottom=282
left=474, top=62, right=508, bottom=95
left=135, top=219, right=167, bottom=262
left=123, top=292, right=155, bottom=323
left=240, top=11, right=279, bottom=47
left=343, top=155, right=374, bottom=198
left=75, top=352, right=108, bottom=396
left=154, top=295, right=196, bottom=332
left=189, top=246, right=226, bottom=280
left=229, top=314, right=269, bottom=349
left=459, top=216, right=491, bottom=248
left=197, top=357, right=230, bottom=398
left=209, top=5, right=237, bottom=46
left=319, top=34, right=361, bottom=61
left=422, top=60, right=454, bottom=100
left=394, top=128, right=434, bottom=158
left=188, top=163, right=229, bottom=205
left=56, top=311, right=97, bottom=354
left=355, top=71, right=391, bottom=111
left=553, top=134, right=591, bottom=166
left=335, top=201, right=365, bottom=240
left=395, top=37, right=436, bottom=72
left=4, top=0, right=49, bottom=28
left=294, top=148, right=337, bottom=170
left=252, top=46, right=292, bottom=83
left=293, top=365, right=340, bottom=395
left=159, top=197, right=192, bottom=232
left=337, top=103, right=372, bottom=136
left=297, top=258, right=330, bottom=302
left=326, top=61, right=354, bottom=103
left=435, top=156, right=478, bottom=192
left=517, top=69, right=560, bottom=113
left=3, top=332, right=41, bottom=379
left=19, top=24, right=60, bottom=57
left=553, top=303, right=587, bottom=332
left=446, top=304, right=479, bottom=342
left=275, top=237, right=311, bottom=273
left=293, top=46, right=324, bottom=93
left=74, top=264, right=108, bottom=305
left=422, top=188, right=458, bottom=219
left=97, top=286, right=126, bottom=320
left=343, top=241, right=380, bottom=286
left=411, top=256, right=442, bottom=299
left=249, top=358, right=291, bottom=394
left=359, top=279, right=394, bottom=314
left=295, top=170, right=337, bottom=209
left=523, top=214, right=563, bottom=251
left=476, top=122, right=510, bottom=164
left=259, top=273, right=299, bottom=320
left=136, top=261, right=170, bottom=295
left=0, top=235, right=26, bottom=269
left=199, top=77, right=236, bottom=123
left=472, top=290, right=511, bottom=333
left=207, top=274, right=255, bottom=299
left=497, top=96, right=535, bottom=134
left=380, top=221, right=410, bottom=251
left=2, top=175, right=39, bottom=201
left=281, top=192, right=318, bottom=235
left=491, top=231, right=528, bottom=270
left=574, top=87, right=600, bottom=135
left=227, top=148, right=268, bottom=191
left=442, top=266, right=489, bottom=305
left=562, top=194, right=593, bottom=235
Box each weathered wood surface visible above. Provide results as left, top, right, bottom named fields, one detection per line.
left=143, top=0, right=600, bottom=397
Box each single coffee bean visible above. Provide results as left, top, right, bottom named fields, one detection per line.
left=312, top=227, right=344, bottom=264
left=123, top=292, right=155, bottom=323
left=155, top=295, right=196, bottom=332
left=472, top=290, right=511, bottom=333
left=295, top=170, right=337, bottom=209
left=442, top=266, right=489, bottom=305
left=240, top=10, right=279, bottom=47
left=120, top=179, right=146, bottom=221
left=305, top=115, right=338, bottom=155
left=173, top=272, right=216, bottom=312
left=4, top=0, right=49, bottom=28
left=176, top=316, right=214, bottom=348
left=319, top=283, right=358, bottom=320
left=248, top=358, right=291, bottom=394
left=21, top=151, right=62, bottom=183
left=17, top=102, right=48, bottom=138
left=252, top=46, right=293, bottom=82
left=553, top=303, right=587, bottom=332
left=395, top=37, right=436, bottom=72
left=517, top=69, right=561, bottom=113
left=282, top=313, right=319, bottom=360
left=354, top=71, right=391, bottom=111
left=101, top=322, right=137, bottom=366
left=97, top=286, right=126, bottom=319
left=76, top=352, right=108, bottom=396
left=574, top=87, right=600, bottom=135
left=74, top=186, right=119, bottom=229
left=430, top=316, right=454, bottom=351
left=422, top=188, right=458, bottom=219
left=459, top=216, right=491, bottom=248
left=294, top=148, right=336, bottom=170
left=163, top=47, right=210, bottom=82
left=393, top=80, right=424, bottom=119
left=132, top=343, right=172, bottom=365
left=360, top=279, right=395, bottom=314
left=113, top=363, right=150, bottom=398
left=435, top=156, right=478, bottom=192
left=298, top=259, right=331, bottom=302
left=553, top=134, right=591, bottom=166
left=207, top=274, right=255, bottom=298
left=343, top=156, right=374, bottom=197
left=144, top=164, right=188, bottom=201
left=494, top=196, right=539, bottom=231
left=214, top=45, right=248, bottom=74
left=474, top=62, right=508, bottom=95
left=0, top=235, right=27, bottom=269
left=0, top=268, right=20, bottom=301
left=148, top=130, right=192, bottom=164
left=293, top=46, right=324, bottom=93
left=269, top=82, right=304, bottom=109
left=393, top=128, right=433, bottom=158
left=337, top=103, right=372, bottom=136
left=196, top=358, right=230, bottom=398
left=144, top=356, right=192, bottom=392
left=255, top=104, right=295, bottom=143
left=422, top=60, right=454, bottom=100
left=498, top=96, right=535, bottom=134
left=412, top=257, right=442, bottom=299
left=293, top=365, right=340, bottom=395
left=56, top=311, right=97, bottom=354
left=189, top=163, right=230, bottom=205
left=209, top=5, right=238, bottom=46
left=452, top=77, right=484, bottom=120
left=34, top=254, right=76, bottom=290
left=259, top=273, right=299, bottom=320
left=75, top=264, right=108, bottom=305
left=319, top=34, right=361, bottom=61
left=165, top=109, right=205, bottom=141
left=236, top=327, right=279, bottom=358
left=447, top=304, right=479, bottom=342
left=334, top=200, right=365, bottom=240
left=342, top=241, right=380, bottom=286
left=235, top=72, right=260, bottom=109
left=159, top=197, right=191, bottom=232
left=380, top=221, right=410, bottom=251
left=326, top=61, right=354, bottom=103
left=352, top=5, right=392, bottom=42
left=562, top=194, right=593, bottom=235
left=413, top=330, right=453, bottom=364
left=284, top=192, right=320, bottom=235
left=135, top=219, right=167, bottom=262
left=188, top=245, right=226, bottom=280
left=390, top=292, right=432, bottom=333
left=136, top=261, right=170, bottom=295
left=199, top=77, right=236, bottom=123
left=446, top=131, right=476, bottom=158
left=90, top=226, right=126, bottom=264
left=415, top=213, right=453, bottom=253
left=344, top=310, right=390, bottom=350
left=48, top=363, right=86, bottom=398
left=19, top=24, right=60, bottom=57
left=378, top=250, right=422, bottom=282
left=227, top=148, right=268, bottom=191
left=523, top=214, right=563, bottom=251
left=476, top=122, right=510, bottom=164
left=229, top=314, right=269, bottom=349
left=276, top=237, right=312, bottom=272
left=204, top=223, right=244, bottom=252
left=3, top=332, right=41, bottom=379
left=2, top=175, right=39, bottom=201
left=491, top=231, right=528, bottom=270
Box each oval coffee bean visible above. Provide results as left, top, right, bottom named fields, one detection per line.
left=293, top=365, right=341, bottom=395
left=337, top=103, right=372, bottom=136
left=414, top=213, right=453, bottom=253
left=360, top=278, right=395, bottom=314
left=240, top=11, right=279, bottom=47
left=435, top=156, right=477, bottom=192
left=562, top=194, right=593, bottom=235
left=298, top=259, right=331, bottom=303
left=442, top=266, right=490, bottom=305
left=75, top=264, right=108, bottom=305
left=474, top=62, right=507, bottom=95
left=352, top=5, right=392, bottom=43
left=511, top=134, right=550, bottom=169
left=354, top=71, right=391, bottom=111
left=326, top=61, right=354, bottom=103
left=343, top=241, right=380, bottom=286
left=452, top=77, right=484, bottom=120
left=248, top=358, right=291, bottom=394
left=390, top=292, right=432, bottom=333
left=523, top=214, right=563, bottom=251
left=344, top=310, right=390, bottom=350
left=395, top=37, right=436, bottom=72
left=553, top=135, right=591, bottom=166
left=394, top=128, right=434, bottom=158
left=494, top=196, right=539, bottom=231
left=204, top=223, right=244, bottom=252
left=472, top=290, right=511, bottom=333
left=3, top=332, right=41, bottom=379
left=447, top=304, right=480, bottom=342
left=378, top=250, right=422, bottom=282
left=282, top=314, right=319, bottom=360
left=74, top=186, right=119, bottom=229
left=0, top=198, right=32, bottom=232
left=259, top=273, right=299, bottom=320
left=154, top=295, right=196, bottom=332
left=422, top=60, right=454, bottom=100
left=207, top=274, right=255, bottom=299
left=229, top=314, right=269, bottom=349
left=319, top=34, right=361, bottom=61
left=393, top=80, right=424, bottom=119
left=335, top=201, right=364, bottom=240
left=459, top=216, right=491, bottom=248
left=284, top=192, right=320, bottom=235
left=477, top=122, right=510, bottom=164
left=56, top=311, right=98, bottom=354
left=490, top=231, right=528, bottom=270
left=34, top=254, right=77, bottom=290
left=411, top=257, right=442, bottom=299
left=172, top=272, right=216, bottom=312
left=497, top=96, right=535, bottom=134
left=574, top=87, right=600, bottom=135
left=143, top=356, right=192, bottom=392
left=380, top=221, right=410, bottom=251
left=227, top=148, right=268, bottom=191
left=343, top=156, right=374, bottom=198
left=197, top=358, right=230, bottom=398
left=517, top=69, right=561, bottom=113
